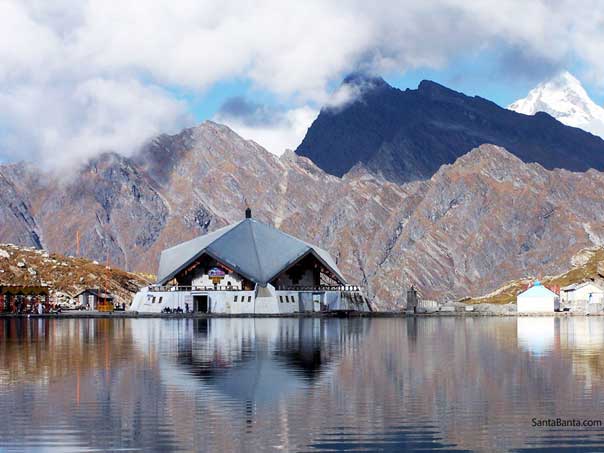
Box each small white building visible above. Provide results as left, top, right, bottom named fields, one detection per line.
left=73, top=288, right=114, bottom=310
left=560, top=281, right=604, bottom=305
left=517, top=281, right=559, bottom=313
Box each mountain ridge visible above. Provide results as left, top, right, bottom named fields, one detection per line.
left=296, top=75, right=604, bottom=184
left=3, top=119, right=604, bottom=308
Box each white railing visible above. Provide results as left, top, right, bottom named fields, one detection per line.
left=148, top=285, right=247, bottom=292
left=147, top=284, right=363, bottom=293
left=275, top=285, right=363, bottom=292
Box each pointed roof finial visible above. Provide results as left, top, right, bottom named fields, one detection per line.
left=243, top=197, right=251, bottom=219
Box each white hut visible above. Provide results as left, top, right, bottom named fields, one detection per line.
left=560, top=281, right=604, bottom=304
left=517, top=281, right=559, bottom=313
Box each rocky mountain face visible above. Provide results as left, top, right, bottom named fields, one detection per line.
left=369, top=145, right=604, bottom=304
left=3, top=122, right=604, bottom=309
left=295, top=75, right=604, bottom=184
left=0, top=122, right=409, bottom=303
left=0, top=165, right=43, bottom=248
left=509, top=71, right=604, bottom=139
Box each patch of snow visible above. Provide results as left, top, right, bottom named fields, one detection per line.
left=509, top=71, right=604, bottom=138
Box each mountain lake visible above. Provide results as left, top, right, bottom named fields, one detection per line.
left=1, top=317, right=604, bottom=452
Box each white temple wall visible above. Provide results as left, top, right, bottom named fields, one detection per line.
left=130, top=287, right=370, bottom=314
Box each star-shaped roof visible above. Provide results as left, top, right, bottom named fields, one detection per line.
left=156, top=218, right=345, bottom=286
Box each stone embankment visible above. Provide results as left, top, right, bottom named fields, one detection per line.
left=414, top=300, right=604, bottom=316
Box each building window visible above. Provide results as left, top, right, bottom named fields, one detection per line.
left=234, top=295, right=238, bottom=302
left=285, top=296, right=290, bottom=303
left=291, top=296, right=295, bottom=303
left=248, top=296, right=252, bottom=302
left=152, top=296, right=156, bottom=303
left=279, top=296, right=283, bottom=303
left=158, top=297, right=163, bottom=304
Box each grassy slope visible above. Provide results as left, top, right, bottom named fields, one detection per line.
left=467, top=248, right=604, bottom=305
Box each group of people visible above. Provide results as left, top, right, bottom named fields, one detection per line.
left=161, top=303, right=190, bottom=314
left=2, top=300, right=58, bottom=314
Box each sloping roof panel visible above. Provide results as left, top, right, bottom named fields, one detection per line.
left=238, top=220, right=311, bottom=282
left=156, top=218, right=346, bottom=285
left=206, top=220, right=270, bottom=282
left=306, top=245, right=342, bottom=280
left=156, top=223, right=240, bottom=284
left=518, top=282, right=557, bottom=299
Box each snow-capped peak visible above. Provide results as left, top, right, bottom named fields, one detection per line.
left=508, top=71, right=604, bottom=138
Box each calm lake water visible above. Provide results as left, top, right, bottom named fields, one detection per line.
left=1, top=317, right=604, bottom=452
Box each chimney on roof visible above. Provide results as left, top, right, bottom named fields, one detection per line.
left=245, top=207, right=252, bottom=219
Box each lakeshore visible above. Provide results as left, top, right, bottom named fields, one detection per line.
left=4, top=239, right=604, bottom=317
left=2, top=308, right=604, bottom=318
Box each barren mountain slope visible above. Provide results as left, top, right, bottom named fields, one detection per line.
left=0, top=243, right=151, bottom=305
left=2, top=123, right=604, bottom=308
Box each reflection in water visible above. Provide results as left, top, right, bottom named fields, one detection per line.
left=1, top=317, right=604, bottom=452
left=517, top=317, right=556, bottom=355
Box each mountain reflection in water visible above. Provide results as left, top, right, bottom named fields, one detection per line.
left=1, top=317, right=604, bottom=452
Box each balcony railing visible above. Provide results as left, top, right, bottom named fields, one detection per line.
left=146, top=285, right=363, bottom=293
left=275, top=285, right=363, bottom=292
left=147, top=285, right=249, bottom=292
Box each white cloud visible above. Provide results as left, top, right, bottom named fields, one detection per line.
left=323, top=76, right=387, bottom=112
left=1, top=0, right=604, bottom=164
left=0, top=77, right=190, bottom=168
left=215, top=106, right=317, bottom=156
left=323, top=84, right=364, bottom=112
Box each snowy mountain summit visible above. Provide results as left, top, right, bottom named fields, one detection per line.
left=509, top=71, right=604, bottom=138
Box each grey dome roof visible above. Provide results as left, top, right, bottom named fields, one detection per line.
left=156, top=219, right=345, bottom=285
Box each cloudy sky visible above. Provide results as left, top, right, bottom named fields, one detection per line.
left=1, top=0, right=603, bottom=167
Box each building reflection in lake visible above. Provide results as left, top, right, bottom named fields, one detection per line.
left=517, top=317, right=556, bottom=355
left=131, top=318, right=365, bottom=404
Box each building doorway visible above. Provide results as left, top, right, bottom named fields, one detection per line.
left=312, top=293, right=323, bottom=312
left=194, top=295, right=210, bottom=313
